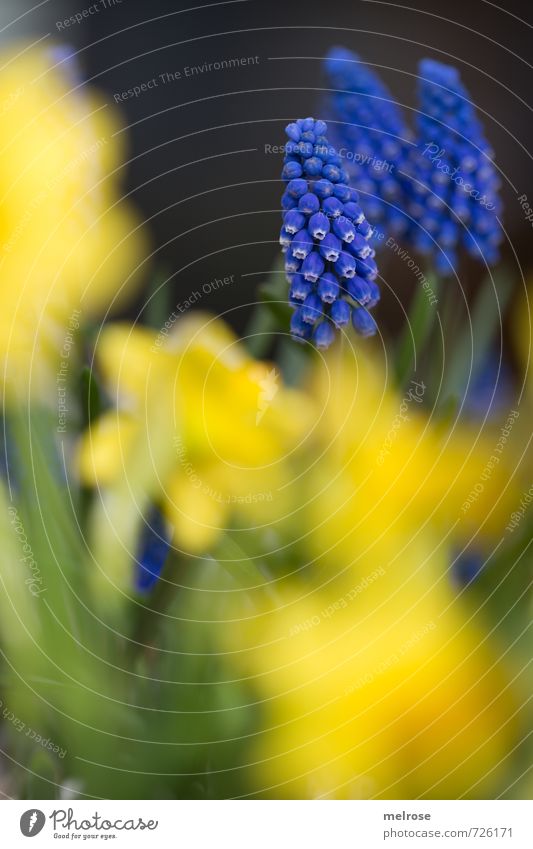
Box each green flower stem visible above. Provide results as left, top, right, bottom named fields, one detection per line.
left=438, top=268, right=513, bottom=408
left=214, top=533, right=279, bottom=605
left=395, top=272, right=440, bottom=389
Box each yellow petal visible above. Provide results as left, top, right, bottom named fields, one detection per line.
left=96, top=324, right=169, bottom=409
left=78, top=411, right=138, bottom=486
left=163, top=469, right=229, bottom=552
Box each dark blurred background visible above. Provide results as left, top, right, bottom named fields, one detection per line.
left=5, top=0, right=533, bottom=334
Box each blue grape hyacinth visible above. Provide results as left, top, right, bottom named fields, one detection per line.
left=280, top=117, right=379, bottom=348
left=135, top=506, right=171, bottom=593
left=323, top=46, right=412, bottom=237
left=406, top=59, right=502, bottom=275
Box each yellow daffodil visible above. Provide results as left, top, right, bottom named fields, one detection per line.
left=78, top=314, right=314, bottom=603
left=0, top=44, right=146, bottom=400
left=296, top=343, right=522, bottom=573
left=224, top=544, right=519, bottom=799
left=218, top=341, right=523, bottom=798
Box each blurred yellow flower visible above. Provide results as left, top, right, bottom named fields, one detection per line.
left=0, top=44, right=146, bottom=400
left=224, top=544, right=519, bottom=799
left=297, top=344, right=522, bottom=572
left=217, top=342, right=523, bottom=798
left=79, top=315, right=314, bottom=587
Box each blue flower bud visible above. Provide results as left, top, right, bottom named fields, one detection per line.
left=352, top=306, right=377, bottom=336
left=357, top=219, right=374, bottom=239
left=333, top=183, right=351, bottom=202
left=308, top=212, right=330, bottom=240
left=282, top=161, right=303, bottom=180
left=279, top=226, right=292, bottom=248
left=285, top=140, right=300, bottom=156
left=342, top=201, right=365, bottom=223
left=281, top=191, right=298, bottom=211
left=318, top=233, right=342, bottom=261
left=289, top=275, right=313, bottom=302
left=313, top=321, right=336, bottom=349
left=314, top=178, right=334, bottom=199
left=346, top=275, right=371, bottom=304
left=349, top=233, right=373, bottom=258
left=291, top=229, right=314, bottom=259
left=135, top=506, right=171, bottom=593
left=334, top=252, right=357, bottom=278
left=317, top=272, right=340, bottom=303
left=355, top=256, right=378, bottom=280
left=322, top=196, right=344, bottom=218
left=284, top=209, right=306, bottom=234
left=290, top=307, right=313, bottom=341
left=298, top=192, right=321, bottom=215
left=322, top=163, right=342, bottom=182
left=301, top=292, right=323, bottom=324
left=285, top=122, right=301, bottom=142
left=314, top=143, right=330, bottom=161
left=298, top=141, right=315, bottom=158
left=367, top=280, right=381, bottom=307
left=333, top=217, right=356, bottom=243
left=286, top=178, right=309, bottom=198
left=330, top=298, right=351, bottom=327
left=301, top=250, right=325, bottom=282
left=285, top=255, right=301, bottom=273
left=303, top=156, right=324, bottom=176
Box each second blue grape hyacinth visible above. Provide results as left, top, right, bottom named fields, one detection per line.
left=406, top=59, right=503, bottom=275
left=323, top=46, right=412, bottom=237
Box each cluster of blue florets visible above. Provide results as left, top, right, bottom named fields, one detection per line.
left=323, top=47, right=412, bottom=237
left=135, top=507, right=171, bottom=593
left=322, top=51, right=503, bottom=276
left=280, top=117, right=379, bottom=348
left=405, top=59, right=502, bottom=274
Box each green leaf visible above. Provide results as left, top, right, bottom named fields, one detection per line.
left=395, top=273, right=440, bottom=388
left=79, top=365, right=101, bottom=429
left=145, top=267, right=171, bottom=331
left=245, top=255, right=288, bottom=357
left=212, top=533, right=278, bottom=603
left=24, top=750, right=60, bottom=799
left=439, top=268, right=514, bottom=407
left=278, top=336, right=312, bottom=385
